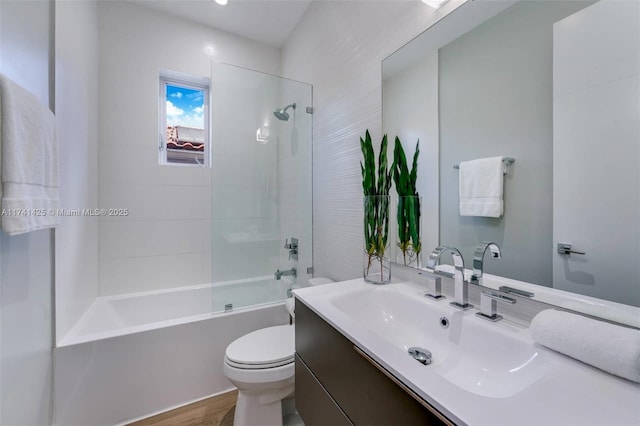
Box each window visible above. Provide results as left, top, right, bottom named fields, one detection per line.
left=159, top=71, right=210, bottom=166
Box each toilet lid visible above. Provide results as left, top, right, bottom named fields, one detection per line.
left=225, top=325, right=294, bottom=368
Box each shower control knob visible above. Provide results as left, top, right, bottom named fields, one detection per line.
left=284, top=238, right=298, bottom=250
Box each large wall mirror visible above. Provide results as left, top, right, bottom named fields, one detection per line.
left=383, top=0, right=639, bottom=314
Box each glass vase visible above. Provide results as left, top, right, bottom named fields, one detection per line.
left=363, top=195, right=391, bottom=284
left=395, top=196, right=422, bottom=269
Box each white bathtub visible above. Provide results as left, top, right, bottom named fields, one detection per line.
left=58, top=276, right=290, bottom=346
left=54, top=276, right=291, bottom=425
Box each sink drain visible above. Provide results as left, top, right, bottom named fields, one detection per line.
left=439, top=317, right=450, bottom=328
left=408, top=347, right=432, bottom=365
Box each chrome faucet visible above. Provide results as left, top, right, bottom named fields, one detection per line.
left=426, top=246, right=473, bottom=310
left=274, top=268, right=296, bottom=280
left=470, top=241, right=502, bottom=286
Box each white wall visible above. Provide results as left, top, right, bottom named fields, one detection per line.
left=281, top=1, right=463, bottom=281
left=97, top=1, right=281, bottom=295
left=55, top=0, right=100, bottom=344
left=0, top=0, right=54, bottom=424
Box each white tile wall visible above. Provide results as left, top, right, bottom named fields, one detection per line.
left=97, top=1, right=282, bottom=295
left=98, top=146, right=210, bottom=187
left=99, top=220, right=210, bottom=260
left=100, top=184, right=211, bottom=222
left=276, top=81, right=313, bottom=285
left=99, top=253, right=211, bottom=295
left=281, top=1, right=464, bottom=281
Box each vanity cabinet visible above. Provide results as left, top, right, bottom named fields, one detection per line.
left=295, top=300, right=452, bottom=426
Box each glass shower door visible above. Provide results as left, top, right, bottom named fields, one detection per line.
left=209, top=62, right=313, bottom=313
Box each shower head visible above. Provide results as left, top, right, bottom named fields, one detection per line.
left=274, top=103, right=296, bottom=121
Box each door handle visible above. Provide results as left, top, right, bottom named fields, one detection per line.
left=557, top=243, right=586, bottom=256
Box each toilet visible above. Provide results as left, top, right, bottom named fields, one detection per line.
left=223, top=277, right=333, bottom=426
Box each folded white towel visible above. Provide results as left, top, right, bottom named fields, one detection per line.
left=0, top=74, right=60, bottom=235
left=530, top=309, right=640, bottom=383
left=459, top=156, right=504, bottom=217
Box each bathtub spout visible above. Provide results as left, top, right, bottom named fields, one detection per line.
left=274, top=268, right=296, bottom=280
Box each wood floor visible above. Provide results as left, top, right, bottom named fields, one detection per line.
left=129, top=390, right=237, bottom=426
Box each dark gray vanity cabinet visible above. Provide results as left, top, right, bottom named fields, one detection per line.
left=295, top=300, right=453, bottom=426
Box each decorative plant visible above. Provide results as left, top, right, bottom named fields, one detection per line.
left=361, top=130, right=391, bottom=278
left=391, top=137, right=421, bottom=266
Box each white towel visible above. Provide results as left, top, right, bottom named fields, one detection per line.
left=530, top=309, right=640, bottom=383
left=0, top=74, right=60, bottom=235
left=459, top=156, right=503, bottom=217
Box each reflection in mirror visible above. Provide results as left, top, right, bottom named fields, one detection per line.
left=382, top=0, right=640, bottom=314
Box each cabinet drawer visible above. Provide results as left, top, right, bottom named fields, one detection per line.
left=295, top=354, right=353, bottom=426
left=295, top=300, right=450, bottom=425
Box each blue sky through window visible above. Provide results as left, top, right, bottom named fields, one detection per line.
left=165, top=84, right=205, bottom=129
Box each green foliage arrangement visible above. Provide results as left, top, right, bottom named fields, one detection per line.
left=360, top=130, right=391, bottom=278
left=391, top=137, right=421, bottom=266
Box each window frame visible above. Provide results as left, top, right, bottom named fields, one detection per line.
left=159, top=71, right=211, bottom=167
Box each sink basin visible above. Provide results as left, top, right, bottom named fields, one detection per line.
left=295, top=279, right=640, bottom=425
left=330, top=283, right=551, bottom=398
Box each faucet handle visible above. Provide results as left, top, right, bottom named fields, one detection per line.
left=418, top=271, right=445, bottom=300
left=475, top=291, right=516, bottom=322
left=288, top=248, right=298, bottom=261
left=284, top=237, right=299, bottom=250
left=425, top=250, right=440, bottom=270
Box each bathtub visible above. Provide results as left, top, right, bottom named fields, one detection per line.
left=58, top=276, right=290, bottom=346
left=54, top=276, right=291, bottom=425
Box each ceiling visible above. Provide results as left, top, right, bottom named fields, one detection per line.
left=129, top=0, right=313, bottom=48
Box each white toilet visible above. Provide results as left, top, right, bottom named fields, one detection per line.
left=223, top=277, right=333, bottom=426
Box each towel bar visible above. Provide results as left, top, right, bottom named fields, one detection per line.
left=453, top=157, right=515, bottom=174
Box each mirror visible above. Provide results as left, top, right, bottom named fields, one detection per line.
left=383, top=0, right=639, bottom=313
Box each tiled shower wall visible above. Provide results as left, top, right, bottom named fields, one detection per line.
left=276, top=82, right=314, bottom=285
left=281, top=1, right=464, bottom=280
left=97, top=1, right=281, bottom=295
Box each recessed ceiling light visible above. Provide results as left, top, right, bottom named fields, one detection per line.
left=214, top=0, right=228, bottom=5
left=421, top=0, right=448, bottom=9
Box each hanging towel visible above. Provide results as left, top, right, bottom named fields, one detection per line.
left=459, top=156, right=503, bottom=217
left=0, top=74, right=60, bottom=235
left=530, top=309, right=640, bottom=383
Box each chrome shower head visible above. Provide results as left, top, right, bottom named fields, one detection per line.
left=274, top=103, right=296, bottom=121
left=274, top=109, right=289, bottom=121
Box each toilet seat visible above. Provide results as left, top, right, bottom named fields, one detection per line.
left=225, top=356, right=293, bottom=370
left=225, top=325, right=294, bottom=370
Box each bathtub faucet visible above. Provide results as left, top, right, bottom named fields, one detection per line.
left=274, top=268, right=297, bottom=280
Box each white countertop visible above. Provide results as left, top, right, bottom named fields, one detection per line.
left=294, top=279, right=640, bottom=426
